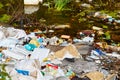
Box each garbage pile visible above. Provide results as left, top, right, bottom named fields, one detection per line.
left=0, top=26, right=120, bottom=80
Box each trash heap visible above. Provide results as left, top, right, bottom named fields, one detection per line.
left=0, top=26, right=120, bottom=80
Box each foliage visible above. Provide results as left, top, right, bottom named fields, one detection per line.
left=43, top=0, right=72, bottom=11
left=0, top=2, right=3, bottom=9
left=107, top=12, right=117, bottom=18
left=77, top=9, right=94, bottom=26
left=100, top=10, right=118, bottom=18
left=54, top=0, right=72, bottom=11
left=0, top=64, right=11, bottom=80
left=0, top=0, right=23, bottom=25
left=0, top=14, right=11, bottom=23
left=0, top=0, right=120, bottom=32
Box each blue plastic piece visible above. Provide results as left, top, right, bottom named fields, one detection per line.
left=38, top=38, right=43, bottom=43
left=0, top=53, right=2, bottom=58
left=24, top=44, right=37, bottom=51
left=15, top=69, right=29, bottom=76
left=95, top=49, right=104, bottom=55
left=39, top=45, right=45, bottom=48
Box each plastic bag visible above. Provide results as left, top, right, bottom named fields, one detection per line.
left=15, top=59, right=41, bottom=77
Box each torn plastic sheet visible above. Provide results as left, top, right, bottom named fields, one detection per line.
left=61, top=59, right=98, bottom=74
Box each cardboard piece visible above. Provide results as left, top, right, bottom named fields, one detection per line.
left=47, top=44, right=82, bottom=60
left=106, top=74, right=117, bottom=80
left=85, top=71, right=104, bottom=80
left=61, top=35, right=70, bottom=39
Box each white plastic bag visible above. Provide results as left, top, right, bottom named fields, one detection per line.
left=15, top=59, right=41, bottom=77
left=31, top=48, right=50, bottom=63
left=2, top=49, right=25, bottom=60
